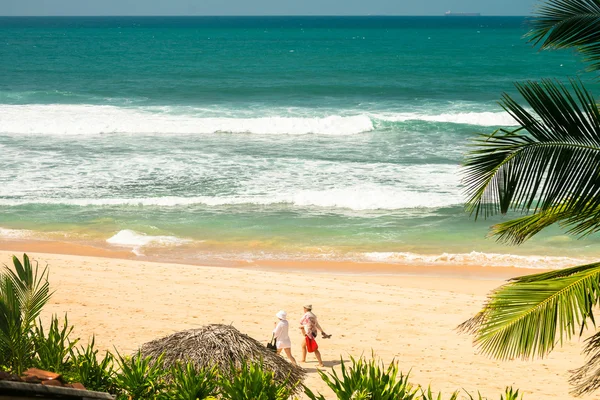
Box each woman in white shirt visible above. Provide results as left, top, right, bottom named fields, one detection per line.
left=273, top=310, right=297, bottom=365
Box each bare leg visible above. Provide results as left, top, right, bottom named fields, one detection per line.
left=314, top=349, right=324, bottom=367
left=277, top=348, right=283, bottom=355
left=301, top=341, right=307, bottom=362
left=283, top=348, right=297, bottom=365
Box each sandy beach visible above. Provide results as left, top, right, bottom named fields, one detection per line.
left=0, top=244, right=592, bottom=399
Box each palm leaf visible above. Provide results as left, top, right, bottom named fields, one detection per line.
left=527, top=0, right=600, bottom=72
left=570, top=330, right=600, bottom=395
left=511, top=261, right=600, bottom=282
left=5, top=254, right=52, bottom=329
left=489, top=201, right=600, bottom=244
left=459, top=262, right=600, bottom=360
left=0, top=254, right=53, bottom=374
left=463, top=79, right=600, bottom=222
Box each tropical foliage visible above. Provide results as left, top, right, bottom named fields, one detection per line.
left=219, top=359, right=295, bottom=400
left=304, top=356, right=417, bottom=400
left=32, top=313, right=78, bottom=373
left=304, top=355, right=523, bottom=400
left=419, top=386, right=459, bottom=400
left=461, top=0, right=600, bottom=395
left=70, top=336, right=116, bottom=393
left=168, top=361, right=218, bottom=400
left=0, top=254, right=52, bottom=375
left=113, top=350, right=167, bottom=400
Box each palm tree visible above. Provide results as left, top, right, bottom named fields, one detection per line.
left=0, top=254, right=52, bottom=374
left=461, top=0, right=600, bottom=395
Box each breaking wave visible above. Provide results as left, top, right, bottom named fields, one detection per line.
left=106, top=229, right=191, bottom=256
left=361, top=251, right=589, bottom=270
left=0, top=104, right=518, bottom=136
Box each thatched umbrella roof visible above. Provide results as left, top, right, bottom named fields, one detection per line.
left=139, top=324, right=305, bottom=391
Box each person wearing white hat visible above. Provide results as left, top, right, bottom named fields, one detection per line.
left=273, top=310, right=297, bottom=365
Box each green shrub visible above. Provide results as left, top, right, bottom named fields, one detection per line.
left=114, top=350, right=166, bottom=400
left=0, top=254, right=52, bottom=375
left=305, top=355, right=417, bottom=400
left=464, top=386, right=524, bottom=400
left=32, top=313, right=78, bottom=373
left=500, top=387, right=522, bottom=400
left=70, top=336, right=115, bottom=393
left=219, top=359, right=295, bottom=400
left=419, top=385, right=459, bottom=400
left=169, top=361, right=218, bottom=400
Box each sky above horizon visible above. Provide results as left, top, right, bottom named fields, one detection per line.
left=1, top=0, right=538, bottom=17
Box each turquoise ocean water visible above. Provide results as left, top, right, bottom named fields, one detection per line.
left=0, top=16, right=598, bottom=269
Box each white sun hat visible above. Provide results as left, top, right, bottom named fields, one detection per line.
left=275, top=310, right=287, bottom=320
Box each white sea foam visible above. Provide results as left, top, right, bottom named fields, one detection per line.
left=0, top=185, right=463, bottom=211
left=0, top=105, right=374, bottom=135
left=0, top=105, right=520, bottom=137
left=0, top=227, right=34, bottom=239
left=361, top=251, right=589, bottom=270
left=106, top=229, right=191, bottom=256
left=372, top=111, right=519, bottom=126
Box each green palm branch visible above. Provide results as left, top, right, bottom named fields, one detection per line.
left=464, top=78, right=600, bottom=223
left=460, top=1, right=600, bottom=390
left=0, top=254, right=53, bottom=374
left=527, top=0, right=600, bottom=72
left=458, top=262, right=600, bottom=358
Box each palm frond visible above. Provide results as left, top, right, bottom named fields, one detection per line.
left=463, top=79, right=600, bottom=221
left=0, top=254, right=52, bottom=374
left=5, top=254, right=52, bottom=329
left=459, top=262, right=600, bottom=360
left=527, top=0, right=600, bottom=72
left=511, top=261, right=600, bottom=282
left=490, top=201, right=600, bottom=244
left=570, top=329, right=600, bottom=395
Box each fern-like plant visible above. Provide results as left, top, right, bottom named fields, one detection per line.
left=169, top=361, right=218, bottom=400
left=304, top=355, right=417, bottom=400
left=114, top=349, right=166, bottom=400
left=32, top=313, right=78, bottom=373
left=219, top=359, right=295, bottom=400
left=70, top=336, right=115, bottom=393
left=419, top=386, right=460, bottom=400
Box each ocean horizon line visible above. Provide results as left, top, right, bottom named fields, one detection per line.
left=0, top=14, right=528, bottom=18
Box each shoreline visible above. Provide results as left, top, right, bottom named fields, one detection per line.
left=0, top=238, right=547, bottom=280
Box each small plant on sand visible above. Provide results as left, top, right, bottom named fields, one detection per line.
left=169, top=361, right=219, bottom=400
left=499, top=387, right=522, bottom=400
left=304, top=355, right=417, bottom=400
left=0, top=254, right=52, bottom=375
left=219, top=359, right=295, bottom=400
left=114, top=350, right=166, bottom=400
left=32, top=313, right=78, bottom=373
left=419, top=386, right=459, bottom=400
left=70, top=336, right=115, bottom=393
left=464, top=387, right=523, bottom=400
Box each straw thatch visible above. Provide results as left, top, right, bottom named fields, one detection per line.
left=139, top=324, right=305, bottom=392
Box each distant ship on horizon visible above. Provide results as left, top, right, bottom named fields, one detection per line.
left=444, top=11, right=481, bottom=16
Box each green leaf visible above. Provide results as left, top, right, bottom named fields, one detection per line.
left=463, top=79, right=600, bottom=227
left=489, top=201, right=600, bottom=244
left=459, top=262, right=600, bottom=360
left=0, top=254, right=53, bottom=375
left=527, top=0, right=600, bottom=72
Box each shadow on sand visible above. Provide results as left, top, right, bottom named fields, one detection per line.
left=302, top=358, right=348, bottom=373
